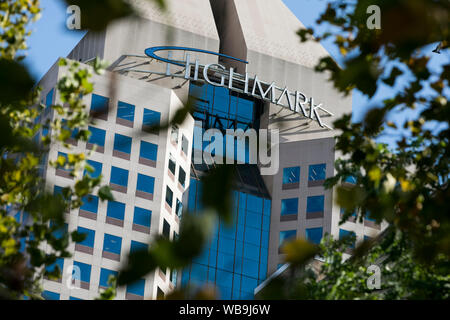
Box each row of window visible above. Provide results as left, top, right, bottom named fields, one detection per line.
left=279, top=228, right=324, bottom=248
left=280, top=195, right=325, bottom=216
left=91, top=94, right=161, bottom=129
left=57, top=156, right=156, bottom=196
left=75, top=227, right=149, bottom=258
left=170, top=125, right=189, bottom=156
left=44, top=261, right=146, bottom=299
left=168, top=154, right=187, bottom=188
left=282, top=164, right=326, bottom=184
left=278, top=228, right=369, bottom=250
left=87, top=127, right=158, bottom=162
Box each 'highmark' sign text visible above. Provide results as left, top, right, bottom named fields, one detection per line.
left=145, top=46, right=334, bottom=130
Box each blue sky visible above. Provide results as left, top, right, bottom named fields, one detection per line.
left=24, top=0, right=447, bottom=147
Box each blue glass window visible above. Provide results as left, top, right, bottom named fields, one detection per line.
left=73, top=261, right=91, bottom=283
left=339, top=229, right=356, bottom=248
left=69, top=296, right=83, bottom=300
left=85, top=160, right=102, bottom=178
left=182, top=135, right=189, bottom=155
left=133, top=207, right=151, bottom=227
left=114, top=133, right=132, bottom=155
left=110, top=166, right=129, bottom=187
left=130, top=240, right=148, bottom=254
left=306, top=227, right=323, bottom=244
left=103, top=234, right=122, bottom=255
left=345, top=175, right=357, bottom=184
left=365, top=211, right=376, bottom=222
left=57, top=152, right=69, bottom=171
left=163, top=219, right=170, bottom=238
left=77, top=226, right=95, bottom=248
left=140, top=141, right=158, bottom=161
left=62, top=119, right=79, bottom=139
left=42, top=290, right=59, bottom=300
left=127, top=279, right=145, bottom=296
left=51, top=222, right=68, bottom=240
left=117, top=101, right=135, bottom=123
left=45, top=89, right=54, bottom=107
left=309, top=164, right=326, bottom=181
left=91, top=94, right=109, bottom=113
left=175, top=199, right=183, bottom=218
left=279, top=230, right=296, bottom=248
left=143, top=108, right=161, bottom=127
left=99, top=268, right=118, bottom=288
left=166, top=186, right=173, bottom=207
left=307, top=195, right=325, bottom=213
left=107, top=201, right=125, bottom=221
left=283, top=167, right=300, bottom=184
left=88, top=126, right=106, bottom=147
left=46, top=257, right=64, bottom=278
left=137, top=174, right=155, bottom=194
left=80, top=195, right=99, bottom=214
left=281, top=198, right=298, bottom=215
left=178, top=167, right=186, bottom=187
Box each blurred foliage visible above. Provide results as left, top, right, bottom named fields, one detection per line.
left=259, top=231, right=449, bottom=300
left=0, top=0, right=113, bottom=299
left=1, top=0, right=449, bottom=301
left=286, top=0, right=450, bottom=299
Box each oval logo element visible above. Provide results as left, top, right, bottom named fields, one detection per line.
left=145, top=46, right=249, bottom=67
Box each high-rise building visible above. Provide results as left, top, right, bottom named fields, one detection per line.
left=35, top=0, right=385, bottom=300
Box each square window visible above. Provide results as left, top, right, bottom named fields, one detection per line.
left=308, top=164, right=326, bottom=181
left=283, top=166, right=300, bottom=184
left=126, top=279, right=145, bottom=297
left=130, top=240, right=148, bottom=254
left=56, top=152, right=69, bottom=171
left=42, top=291, right=59, bottom=300
left=339, top=229, right=356, bottom=248
left=103, top=234, right=122, bottom=255
left=87, top=126, right=106, bottom=152
left=143, top=108, right=161, bottom=129
left=133, top=207, right=152, bottom=228
left=306, top=227, right=323, bottom=244
left=117, top=101, right=135, bottom=126
left=73, top=261, right=91, bottom=283
left=140, top=141, right=158, bottom=162
left=181, top=135, right=189, bottom=155
left=113, top=133, right=132, bottom=156
left=178, top=167, right=186, bottom=187
left=80, top=195, right=99, bottom=214
left=168, top=155, right=176, bottom=176
left=99, top=268, right=118, bottom=288
left=85, top=160, right=102, bottom=178
left=170, top=125, right=179, bottom=144
left=77, top=226, right=95, bottom=248
left=136, top=174, right=155, bottom=195
left=106, top=201, right=125, bottom=221
left=163, top=219, right=170, bottom=238
left=306, top=195, right=325, bottom=213
left=281, top=198, right=298, bottom=215
left=279, top=230, right=296, bottom=249
left=46, top=257, right=64, bottom=279
left=166, top=186, right=173, bottom=208
left=45, top=89, right=54, bottom=108
left=91, top=94, right=109, bottom=119
left=110, top=166, right=129, bottom=187
left=175, top=199, right=183, bottom=219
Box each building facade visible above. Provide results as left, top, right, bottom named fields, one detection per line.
left=34, top=0, right=385, bottom=300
